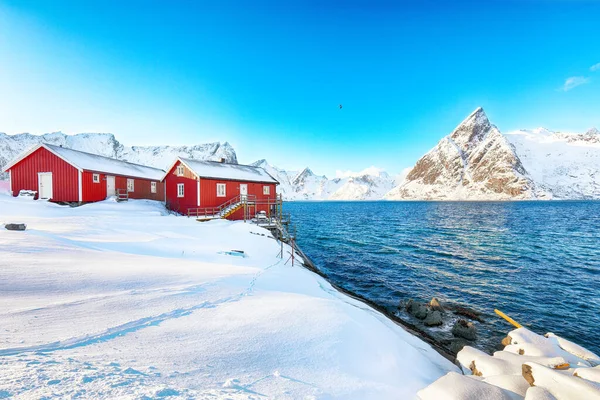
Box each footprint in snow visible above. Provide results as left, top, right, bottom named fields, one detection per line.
left=155, top=388, right=180, bottom=397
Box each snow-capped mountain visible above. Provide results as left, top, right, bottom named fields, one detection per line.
left=505, top=127, right=600, bottom=199
left=251, top=160, right=396, bottom=200
left=386, top=108, right=539, bottom=200
left=0, top=131, right=237, bottom=179
left=385, top=108, right=600, bottom=200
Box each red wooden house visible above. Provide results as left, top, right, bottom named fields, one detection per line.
left=3, top=143, right=165, bottom=203
left=162, top=157, right=279, bottom=220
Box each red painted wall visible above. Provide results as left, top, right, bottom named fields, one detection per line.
left=82, top=171, right=106, bottom=202
left=199, top=179, right=276, bottom=207
left=164, top=160, right=198, bottom=214
left=8, top=147, right=79, bottom=202
left=113, top=176, right=164, bottom=201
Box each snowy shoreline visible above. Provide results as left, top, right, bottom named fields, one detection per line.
left=0, top=194, right=456, bottom=399
left=290, top=243, right=457, bottom=362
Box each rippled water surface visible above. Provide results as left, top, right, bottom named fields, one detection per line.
left=285, top=201, right=600, bottom=354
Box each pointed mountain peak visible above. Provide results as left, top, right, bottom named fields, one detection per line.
left=251, top=159, right=268, bottom=167
left=585, top=127, right=599, bottom=136
left=292, top=167, right=316, bottom=185
left=298, top=167, right=314, bottom=177
left=462, top=107, right=489, bottom=125
left=450, top=107, right=494, bottom=150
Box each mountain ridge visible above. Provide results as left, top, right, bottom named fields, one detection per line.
left=2, top=111, right=600, bottom=200
left=0, top=131, right=237, bottom=180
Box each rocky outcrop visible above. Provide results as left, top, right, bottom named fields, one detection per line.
left=452, top=319, right=477, bottom=341
left=4, top=223, right=26, bottom=231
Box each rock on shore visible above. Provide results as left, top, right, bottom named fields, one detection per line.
left=419, top=327, right=600, bottom=399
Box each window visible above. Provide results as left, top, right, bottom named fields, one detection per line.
left=216, top=183, right=226, bottom=197
left=127, top=179, right=134, bottom=192
left=176, top=165, right=184, bottom=176
left=177, top=183, right=185, bottom=198
left=93, top=173, right=100, bottom=183
left=151, top=182, right=157, bottom=193
left=263, top=185, right=270, bottom=195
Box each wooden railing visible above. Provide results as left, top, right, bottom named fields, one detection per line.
left=116, top=189, right=129, bottom=202
left=187, top=194, right=257, bottom=219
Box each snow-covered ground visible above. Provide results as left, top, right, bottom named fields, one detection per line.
left=0, top=193, right=456, bottom=399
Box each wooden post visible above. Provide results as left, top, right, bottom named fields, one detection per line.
left=494, top=309, right=523, bottom=329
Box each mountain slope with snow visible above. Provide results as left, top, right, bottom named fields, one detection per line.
left=251, top=160, right=396, bottom=200
left=505, top=127, right=600, bottom=199
left=386, top=108, right=540, bottom=200
left=0, top=132, right=237, bottom=179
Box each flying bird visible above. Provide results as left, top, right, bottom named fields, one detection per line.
left=339, top=104, right=343, bottom=109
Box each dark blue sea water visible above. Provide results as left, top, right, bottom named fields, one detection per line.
left=285, top=201, right=600, bottom=355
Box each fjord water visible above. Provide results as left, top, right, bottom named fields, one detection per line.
left=285, top=201, right=600, bottom=355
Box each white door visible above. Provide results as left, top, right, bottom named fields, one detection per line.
left=38, top=172, right=53, bottom=200
left=239, top=184, right=248, bottom=200
left=106, top=175, right=116, bottom=197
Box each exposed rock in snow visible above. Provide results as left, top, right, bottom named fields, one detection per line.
left=386, top=108, right=539, bottom=200
left=0, top=131, right=237, bottom=179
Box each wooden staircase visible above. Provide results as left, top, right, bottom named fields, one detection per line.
left=116, top=189, right=129, bottom=202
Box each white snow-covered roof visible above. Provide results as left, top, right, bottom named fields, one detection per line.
left=174, top=157, right=278, bottom=184
left=3, top=144, right=164, bottom=180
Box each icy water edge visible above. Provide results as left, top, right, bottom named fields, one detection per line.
left=284, top=201, right=600, bottom=355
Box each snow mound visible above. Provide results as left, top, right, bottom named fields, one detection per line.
left=417, top=371, right=515, bottom=400
left=422, top=327, right=600, bottom=399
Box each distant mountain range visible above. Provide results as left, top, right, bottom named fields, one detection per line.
left=2, top=110, right=599, bottom=200
left=249, top=161, right=398, bottom=200
left=0, top=131, right=237, bottom=179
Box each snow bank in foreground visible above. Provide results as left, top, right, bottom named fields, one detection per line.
left=0, top=195, right=456, bottom=399
left=420, top=327, right=600, bottom=399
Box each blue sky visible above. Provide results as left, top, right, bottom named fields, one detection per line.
left=1, top=0, right=599, bottom=176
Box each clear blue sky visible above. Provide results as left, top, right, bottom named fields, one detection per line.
left=1, top=0, right=599, bottom=176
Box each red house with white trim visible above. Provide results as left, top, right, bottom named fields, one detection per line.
left=2, top=144, right=165, bottom=203
left=162, top=157, right=279, bottom=220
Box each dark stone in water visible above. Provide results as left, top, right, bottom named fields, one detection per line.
left=404, top=299, right=429, bottom=319
left=452, top=306, right=484, bottom=322
left=5, top=224, right=26, bottom=231
left=424, top=310, right=443, bottom=326
left=452, top=319, right=477, bottom=340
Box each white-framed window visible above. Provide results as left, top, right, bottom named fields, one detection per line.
left=93, top=173, right=100, bottom=183
left=127, top=179, right=134, bottom=192
left=151, top=182, right=157, bottom=193
left=177, top=183, right=185, bottom=198
left=263, top=185, right=270, bottom=195
left=176, top=165, right=184, bottom=176
left=216, top=183, right=226, bottom=197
